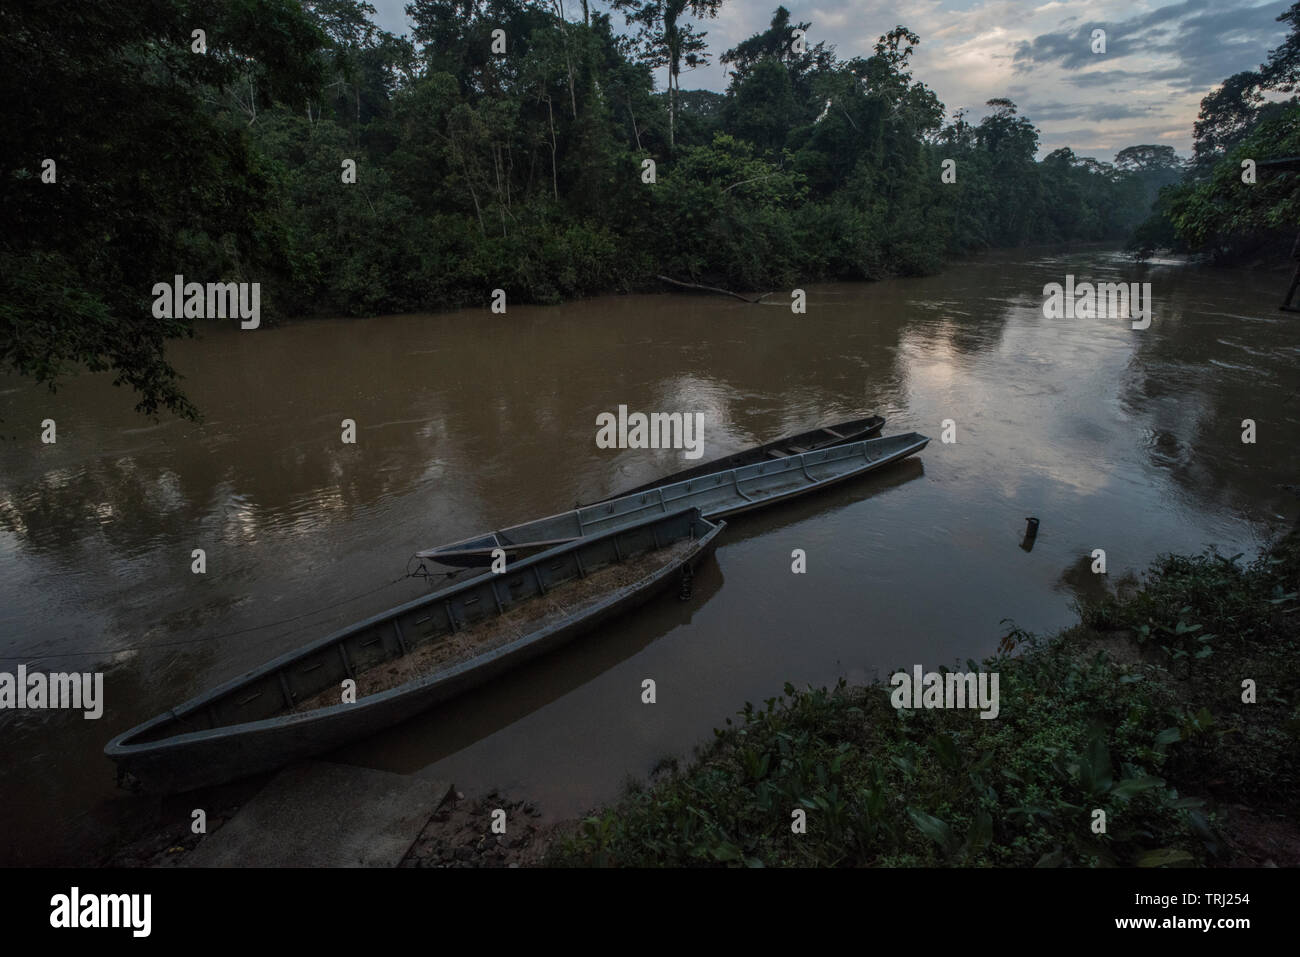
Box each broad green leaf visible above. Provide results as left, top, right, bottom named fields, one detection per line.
left=907, top=808, right=954, bottom=852
left=1111, top=775, right=1165, bottom=798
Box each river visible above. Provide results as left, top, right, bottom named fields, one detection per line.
left=1, top=246, right=1295, bottom=864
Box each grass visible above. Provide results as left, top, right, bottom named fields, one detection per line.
left=548, top=530, right=1300, bottom=867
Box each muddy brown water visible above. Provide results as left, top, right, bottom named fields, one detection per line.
left=1, top=247, right=1296, bottom=864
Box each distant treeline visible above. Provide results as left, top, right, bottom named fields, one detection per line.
left=2, top=0, right=1295, bottom=418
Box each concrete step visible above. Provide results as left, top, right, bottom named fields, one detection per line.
left=183, top=761, right=451, bottom=867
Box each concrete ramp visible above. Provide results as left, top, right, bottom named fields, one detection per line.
left=184, top=761, right=450, bottom=867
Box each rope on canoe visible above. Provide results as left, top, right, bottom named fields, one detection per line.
left=405, top=552, right=472, bottom=582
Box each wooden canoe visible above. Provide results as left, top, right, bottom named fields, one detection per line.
left=591, top=414, right=886, bottom=503
left=420, top=431, right=928, bottom=568
left=105, top=507, right=724, bottom=793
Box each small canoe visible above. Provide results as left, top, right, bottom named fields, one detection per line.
left=106, top=507, right=724, bottom=793
left=591, top=414, right=886, bottom=503
left=420, top=431, right=928, bottom=568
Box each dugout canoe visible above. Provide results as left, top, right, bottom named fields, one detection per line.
left=592, top=414, right=886, bottom=502
left=420, top=431, right=928, bottom=568
left=105, top=507, right=724, bottom=793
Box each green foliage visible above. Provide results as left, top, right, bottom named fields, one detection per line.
left=7, top=0, right=1260, bottom=418
left=1129, top=4, right=1300, bottom=261
left=549, top=530, right=1300, bottom=867
left=1164, top=107, right=1300, bottom=262
left=1078, top=541, right=1300, bottom=808
left=1, top=0, right=327, bottom=418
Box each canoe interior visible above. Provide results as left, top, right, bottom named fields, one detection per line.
left=601, top=414, right=886, bottom=500
left=291, top=536, right=695, bottom=712
left=126, top=507, right=714, bottom=746
left=423, top=431, right=927, bottom=566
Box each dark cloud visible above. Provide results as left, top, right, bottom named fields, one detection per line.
left=1014, top=0, right=1291, bottom=91
left=1021, top=100, right=1156, bottom=122
left=1014, top=22, right=1127, bottom=68
left=1062, top=67, right=1190, bottom=87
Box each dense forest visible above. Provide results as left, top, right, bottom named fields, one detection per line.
left=1131, top=3, right=1300, bottom=263
left=2, top=0, right=1296, bottom=419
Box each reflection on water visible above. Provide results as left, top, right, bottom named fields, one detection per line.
left=1, top=247, right=1295, bottom=863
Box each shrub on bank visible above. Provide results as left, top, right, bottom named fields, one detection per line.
left=550, top=532, right=1300, bottom=867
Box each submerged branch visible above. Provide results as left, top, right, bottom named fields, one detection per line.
left=655, top=275, right=773, bottom=304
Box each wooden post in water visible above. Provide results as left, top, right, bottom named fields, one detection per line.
left=1020, top=517, right=1040, bottom=553
left=1282, top=229, right=1300, bottom=314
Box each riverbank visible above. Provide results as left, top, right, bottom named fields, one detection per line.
left=107, top=785, right=556, bottom=868
left=546, top=527, right=1300, bottom=867
left=109, top=524, right=1300, bottom=868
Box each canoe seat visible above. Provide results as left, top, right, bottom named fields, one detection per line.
left=821, top=428, right=845, bottom=439
left=789, top=445, right=809, bottom=453
left=767, top=449, right=789, bottom=458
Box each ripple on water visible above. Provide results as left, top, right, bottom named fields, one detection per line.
left=1, top=248, right=1295, bottom=863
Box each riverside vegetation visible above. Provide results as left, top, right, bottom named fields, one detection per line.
left=550, top=529, right=1300, bottom=866
left=7, top=2, right=1299, bottom=868
left=7, top=0, right=1297, bottom=419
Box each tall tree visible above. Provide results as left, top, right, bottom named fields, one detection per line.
left=611, top=0, right=724, bottom=148
left=1192, top=71, right=1264, bottom=170
left=0, top=0, right=325, bottom=418
left=1260, top=1, right=1300, bottom=91
left=302, top=0, right=381, bottom=126
left=721, top=6, right=835, bottom=134
left=1114, top=144, right=1181, bottom=173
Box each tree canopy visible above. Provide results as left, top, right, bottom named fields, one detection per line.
left=4, top=0, right=1235, bottom=418
left=1132, top=1, right=1300, bottom=262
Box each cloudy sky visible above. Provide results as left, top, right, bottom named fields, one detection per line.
left=367, top=0, right=1293, bottom=162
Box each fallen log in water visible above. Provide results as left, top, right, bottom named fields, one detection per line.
left=655, top=275, right=773, bottom=304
